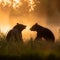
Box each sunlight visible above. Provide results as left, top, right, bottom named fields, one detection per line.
left=25, top=26, right=30, bottom=30
left=13, top=0, right=22, bottom=9
left=22, top=25, right=31, bottom=42
left=28, top=0, right=36, bottom=12
left=0, top=0, right=40, bottom=12
left=2, top=0, right=11, bottom=7
left=0, top=25, right=11, bottom=34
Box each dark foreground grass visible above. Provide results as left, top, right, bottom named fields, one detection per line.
left=0, top=34, right=60, bottom=60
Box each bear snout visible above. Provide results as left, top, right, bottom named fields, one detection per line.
left=24, top=25, right=26, bottom=28
left=30, top=28, right=32, bottom=30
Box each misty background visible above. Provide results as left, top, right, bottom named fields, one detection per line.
left=0, top=0, right=60, bottom=41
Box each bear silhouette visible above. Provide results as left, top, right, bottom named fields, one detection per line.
left=30, top=23, right=55, bottom=42
left=6, top=23, right=26, bottom=42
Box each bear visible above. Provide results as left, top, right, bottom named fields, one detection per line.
left=30, top=23, right=55, bottom=42
left=6, top=23, right=26, bottom=42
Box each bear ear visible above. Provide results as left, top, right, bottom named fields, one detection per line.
left=35, top=23, right=38, bottom=25
left=17, top=23, right=19, bottom=25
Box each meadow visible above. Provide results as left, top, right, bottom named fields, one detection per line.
left=0, top=32, right=60, bottom=60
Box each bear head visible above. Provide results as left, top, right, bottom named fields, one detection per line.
left=30, top=23, right=40, bottom=31
left=13, top=23, right=26, bottom=31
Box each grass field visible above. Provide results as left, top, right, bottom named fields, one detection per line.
left=0, top=33, right=60, bottom=60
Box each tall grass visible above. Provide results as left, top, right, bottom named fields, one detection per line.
left=0, top=33, right=60, bottom=59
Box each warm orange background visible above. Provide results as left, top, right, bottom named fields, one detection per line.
left=0, top=0, right=60, bottom=42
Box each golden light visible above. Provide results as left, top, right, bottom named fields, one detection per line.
left=13, top=0, right=22, bottom=9
left=24, top=0, right=36, bottom=12
left=22, top=25, right=37, bottom=42
left=0, top=0, right=2, bottom=4
left=0, top=0, right=40, bottom=12
left=1, top=0, right=11, bottom=7
left=0, top=25, right=11, bottom=34
left=28, top=0, right=36, bottom=12
left=25, top=25, right=30, bottom=30
left=0, top=0, right=40, bottom=41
